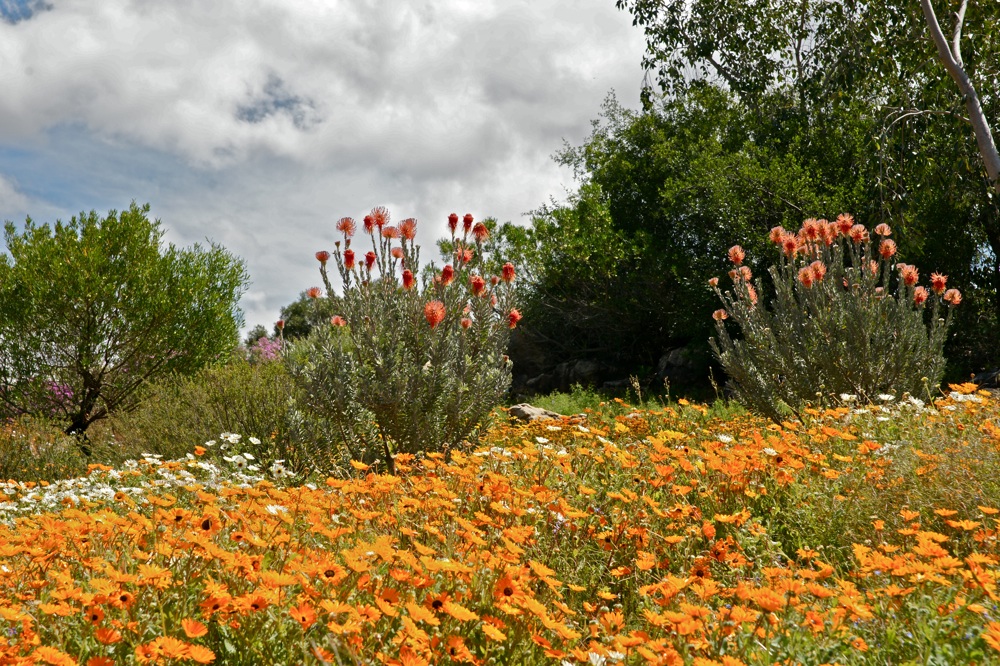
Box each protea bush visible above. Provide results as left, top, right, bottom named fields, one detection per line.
left=286, top=208, right=519, bottom=473
left=710, top=215, right=960, bottom=422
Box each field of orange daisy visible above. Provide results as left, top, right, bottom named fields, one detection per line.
left=2, top=386, right=1000, bottom=665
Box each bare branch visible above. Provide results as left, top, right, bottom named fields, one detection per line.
left=952, top=0, right=968, bottom=67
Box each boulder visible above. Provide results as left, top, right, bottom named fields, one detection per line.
left=973, top=368, right=1000, bottom=388
left=508, top=403, right=563, bottom=422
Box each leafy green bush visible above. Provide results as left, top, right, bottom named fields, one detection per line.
left=710, top=216, right=960, bottom=421
left=287, top=208, right=518, bottom=474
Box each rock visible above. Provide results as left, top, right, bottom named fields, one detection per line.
left=570, top=359, right=607, bottom=386
left=602, top=378, right=632, bottom=390
left=656, top=347, right=701, bottom=386
left=525, top=373, right=555, bottom=394
left=508, top=403, right=563, bottom=422
left=973, top=369, right=1000, bottom=388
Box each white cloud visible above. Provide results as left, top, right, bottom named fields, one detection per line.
left=0, top=0, right=647, bottom=334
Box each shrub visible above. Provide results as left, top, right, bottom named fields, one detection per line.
left=287, top=208, right=518, bottom=474
left=710, top=215, right=960, bottom=421
left=0, top=203, right=248, bottom=436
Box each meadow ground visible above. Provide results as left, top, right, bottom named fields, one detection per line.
left=2, top=386, right=1000, bottom=665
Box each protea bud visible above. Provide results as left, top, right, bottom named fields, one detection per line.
left=344, top=249, right=355, bottom=269
left=402, top=269, right=415, bottom=290
left=501, top=262, right=515, bottom=283
left=316, top=250, right=331, bottom=265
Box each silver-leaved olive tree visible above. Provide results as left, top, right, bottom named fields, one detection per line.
left=0, top=202, right=249, bottom=438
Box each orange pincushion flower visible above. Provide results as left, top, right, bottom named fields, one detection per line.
left=874, top=223, right=892, bottom=236
left=336, top=217, right=356, bottom=238
left=931, top=272, right=947, bottom=293
left=769, top=226, right=785, bottom=244
left=879, top=239, right=897, bottom=259
left=508, top=309, right=523, bottom=329
left=746, top=283, right=758, bottom=304
left=849, top=224, right=869, bottom=243
left=307, top=287, right=322, bottom=299
left=402, top=269, right=415, bottom=290
left=425, top=301, right=446, bottom=328
left=441, top=264, right=455, bottom=286
left=315, top=250, right=330, bottom=265
left=472, top=222, right=489, bottom=243
left=344, top=249, right=355, bottom=269
left=944, top=288, right=962, bottom=305
left=913, top=286, right=929, bottom=305
left=801, top=218, right=820, bottom=241
left=330, top=316, right=347, bottom=327
left=708, top=277, right=719, bottom=287
left=727, top=245, right=745, bottom=266
left=275, top=319, right=284, bottom=330
left=835, top=213, right=855, bottom=235
left=798, top=266, right=815, bottom=288
left=780, top=234, right=799, bottom=257
left=809, top=260, right=827, bottom=282
left=399, top=218, right=417, bottom=240
left=898, top=264, right=919, bottom=287
left=712, top=309, right=728, bottom=321
left=501, top=262, right=516, bottom=283
left=391, top=247, right=404, bottom=260
left=363, top=214, right=375, bottom=234
left=382, top=226, right=400, bottom=239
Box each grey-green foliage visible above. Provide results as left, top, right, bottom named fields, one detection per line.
left=287, top=210, right=517, bottom=474
left=710, top=219, right=957, bottom=422
left=0, top=202, right=249, bottom=435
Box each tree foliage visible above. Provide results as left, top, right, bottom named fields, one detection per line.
left=0, top=203, right=249, bottom=435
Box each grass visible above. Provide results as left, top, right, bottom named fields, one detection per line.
left=2, top=384, right=1000, bottom=664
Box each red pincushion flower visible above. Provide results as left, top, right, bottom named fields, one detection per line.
left=874, top=223, right=892, bottom=236
left=425, top=301, right=446, bottom=328
left=460, top=317, right=472, bottom=329
left=898, top=264, right=919, bottom=287
left=371, top=206, right=390, bottom=229
left=336, top=217, right=356, bottom=238
left=399, top=218, right=417, bottom=240
left=507, top=308, right=522, bottom=329
left=344, top=249, right=355, bottom=269
left=879, top=239, right=897, bottom=259
left=930, top=272, right=947, bottom=294
left=382, top=226, right=400, bottom=239
left=501, top=262, right=515, bottom=283
left=798, top=266, right=815, bottom=288
left=463, top=213, right=474, bottom=233
left=913, top=286, right=929, bottom=305
left=365, top=251, right=376, bottom=271
left=315, top=250, right=331, bottom=265
left=470, top=275, right=487, bottom=297
left=402, top=269, right=415, bottom=290
left=363, top=215, right=375, bottom=234
left=391, top=247, right=404, bottom=260
left=835, top=213, right=855, bottom=235
left=727, top=245, right=745, bottom=266
left=809, top=260, right=827, bottom=282
left=944, top=288, right=962, bottom=305
left=330, top=316, right=347, bottom=327
left=307, top=287, right=322, bottom=299
left=441, top=264, right=455, bottom=286
left=769, top=226, right=785, bottom=244
left=275, top=319, right=285, bottom=330
left=472, top=222, right=489, bottom=243
left=447, top=213, right=459, bottom=235
left=849, top=224, right=869, bottom=243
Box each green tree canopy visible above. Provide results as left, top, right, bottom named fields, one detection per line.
left=0, top=203, right=249, bottom=435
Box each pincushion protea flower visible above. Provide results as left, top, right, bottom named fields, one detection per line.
left=472, top=222, right=489, bottom=243
left=330, top=315, right=347, bottom=327
left=365, top=251, right=376, bottom=271
left=835, top=213, right=854, bottom=235
left=913, top=286, right=929, bottom=305
left=463, top=214, right=474, bottom=233
left=344, top=249, right=355, bottom=270
left=402, top=269, right=415, bottom=290
left=712, top=309, right=728, bottom=321
left=874, top=223, right=892, bottom=236
left=898, top=264, right=919, bottom=287
left=307, top=287, right=322, bottom=299
left=728, top=245, right=745, bottom=266
left=879, top=239, right=897, bottom=259
left=441, top=264, right=455, bottom=286
left=507, top=308, right=522, bottom=328
left=501, top=262, right=516, bottom=283
left=944, top=288, right=962, bottom=305
left=336, top=217, right=356, bottom=238
left=399, top=218, right=417, bottom=240
left=447, top=213, right=459, bottom=235
left=315, top=250, right=331, bottom=265
left=470, top=275, right=487, bottom=297
left=849, top=224, right=869, bottom=243
left=931, top=272, right=948, bottom=294
left=424, top=301, right=446, bottom=328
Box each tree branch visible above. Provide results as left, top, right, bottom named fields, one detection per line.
left=920, top=0, right=1000, bottom=192
left=952, top=0, right=968, bottom=67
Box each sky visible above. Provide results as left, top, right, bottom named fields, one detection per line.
left=0, top=0, right=647, bottom=336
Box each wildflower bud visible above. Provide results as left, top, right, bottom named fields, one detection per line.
left=944, top=288, right=962, bottom=306
left=472, top=222, right=489, bottom=243
left=344, top=249, right=355, bottom=269
left=913, top=286, right=929, bottom=306
left=441, top=264, right=455, bottom=286
left=363, top=215, right=375, bottom=234
left=402, top=269, right=415, bottom=290
left=708, top=277, right=719, bottom=288
left=330, top=315, right=347, bottom=327
left=424, top=301, right=446, bottom=328
left=275, top=319, right=285, bottom=330
left=878, top=239, right=897, bottom=260
left=712, top=309, right=728, bottom=321
left=460, top=317, right=473, bottom=329
left=315, top=250, right=331, bottom=265
left=501, top=262, right=516, bottom=283
left=874, top=223, right=892, bottom=236
left=365, top=251, right=376, bottom=271
left=470, top=275, right=487, bottom=297
left=491, top=275, right=500, bottom=286
left=931, top=272, right=947, bottom=294
left=307, top=287, right=322, bottom=299
left=463, top=214, right=474, bottom=234
left=727, top=245, right=745, bottom=266
left=447, top=213, right=459, bottom=235
left=507, top=308, right=523, bottom=329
